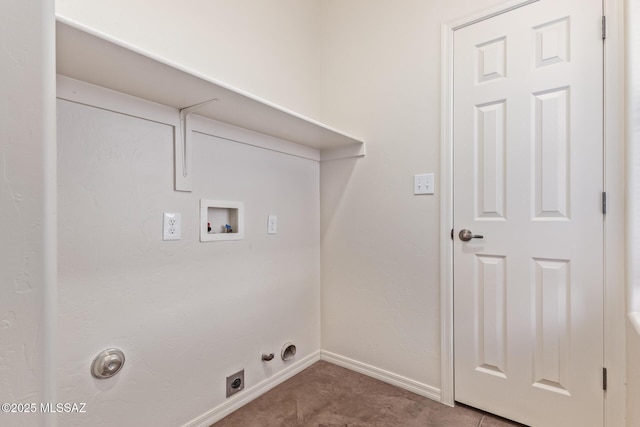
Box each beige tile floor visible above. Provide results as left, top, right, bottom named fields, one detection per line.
left=213, top=361, right=524, bottom=427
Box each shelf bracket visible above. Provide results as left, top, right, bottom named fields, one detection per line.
left=175, top=98, right=218, bottom=192
left=320, top=142, right=366, bottom=161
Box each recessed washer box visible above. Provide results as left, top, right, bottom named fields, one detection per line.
left=200, top=199, right=244, bottom=242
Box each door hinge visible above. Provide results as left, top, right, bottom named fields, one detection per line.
left=602, top=16, right=606, bottom=40
left=603, top=367, right=608, bottom=391
left=602, top=192, right=607, bottom=214
left=451, top=228, right=454, bottom=240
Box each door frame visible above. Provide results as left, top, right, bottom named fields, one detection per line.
left=439, top=0, right=626, bottom=425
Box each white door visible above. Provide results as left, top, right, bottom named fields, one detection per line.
left=453, top=1, right=604, bottom=426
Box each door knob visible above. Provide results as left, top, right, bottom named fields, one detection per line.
left=459, top=229, right=484, bottom=241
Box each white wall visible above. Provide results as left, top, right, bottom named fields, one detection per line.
left=0, top=1, right=57, bottom=426
left=318, top=0, right=506, bottom=390
left=626, top=0, right=640, bottom=424
left=55, top=0, right=322, bottom=120
left=56, top=99, right=320, bottom=426
left=53, top=2, right=325, bottom=425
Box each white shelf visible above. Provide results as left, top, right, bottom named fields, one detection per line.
left=55, top=16, right=365, bottom=155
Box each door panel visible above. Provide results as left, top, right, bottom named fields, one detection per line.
left=476, top=101, right=507, bottom=219
left=475, top=254, right=507, bottom=377
left=453, top=1, right=603, bottom=426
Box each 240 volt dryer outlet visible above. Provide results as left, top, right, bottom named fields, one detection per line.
left=226, top=369, right=244, bottom=398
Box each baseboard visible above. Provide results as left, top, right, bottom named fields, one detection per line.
left=320, top=350, right=441, bottom=402
left=182, top=350, right=321, bottom=427
left=183, top=349, right=440, bottom=426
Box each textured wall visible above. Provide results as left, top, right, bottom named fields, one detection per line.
left=627, top=0, right=640, bottom=423
left=56, top=100, right=320, bottom=426
left=627, top=0, right=640, bottom=314
left=627, top=329, right=640, bottom=426
left=0, top=1, right=56, bottom=426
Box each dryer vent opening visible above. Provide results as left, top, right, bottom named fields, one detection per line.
left=281, top=343, right=296, bottom=361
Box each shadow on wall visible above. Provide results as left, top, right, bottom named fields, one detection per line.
left=320, top=157, right=360, bottom=232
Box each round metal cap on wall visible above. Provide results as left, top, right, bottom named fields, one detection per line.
left=91, top=348, right=125, bottom=379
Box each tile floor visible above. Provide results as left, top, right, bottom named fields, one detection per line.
left=213, top=361, right=524, bottom=427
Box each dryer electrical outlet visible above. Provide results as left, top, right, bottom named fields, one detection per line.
left=226, top=369, right=245, bottom=398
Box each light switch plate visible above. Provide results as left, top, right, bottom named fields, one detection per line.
left=163, top=212, right=181, bottom=240
left=267, top=215, right=277, bottom=234
left=414, top=173, right=435, bottom=195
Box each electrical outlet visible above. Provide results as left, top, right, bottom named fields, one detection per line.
left=267, top=215, right=277, bottom=234
left=226, top=369, right=244, bottom=398
left=163, top=212, right=181, bottom=240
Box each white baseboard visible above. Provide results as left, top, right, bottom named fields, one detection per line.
left=182, top=350, right=321, bottom=427
left=183, top=350, right=441, bottom=426
left=320, top=350, right=441, bottom=402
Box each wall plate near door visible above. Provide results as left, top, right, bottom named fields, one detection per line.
left=414, top=173, right=435, bottom=195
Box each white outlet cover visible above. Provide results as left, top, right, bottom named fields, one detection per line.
left=414, top=173, right=435, bottom=195
left=163, top=212, right=181, bottom=240
left=268, top=215, right=277, bottom=234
